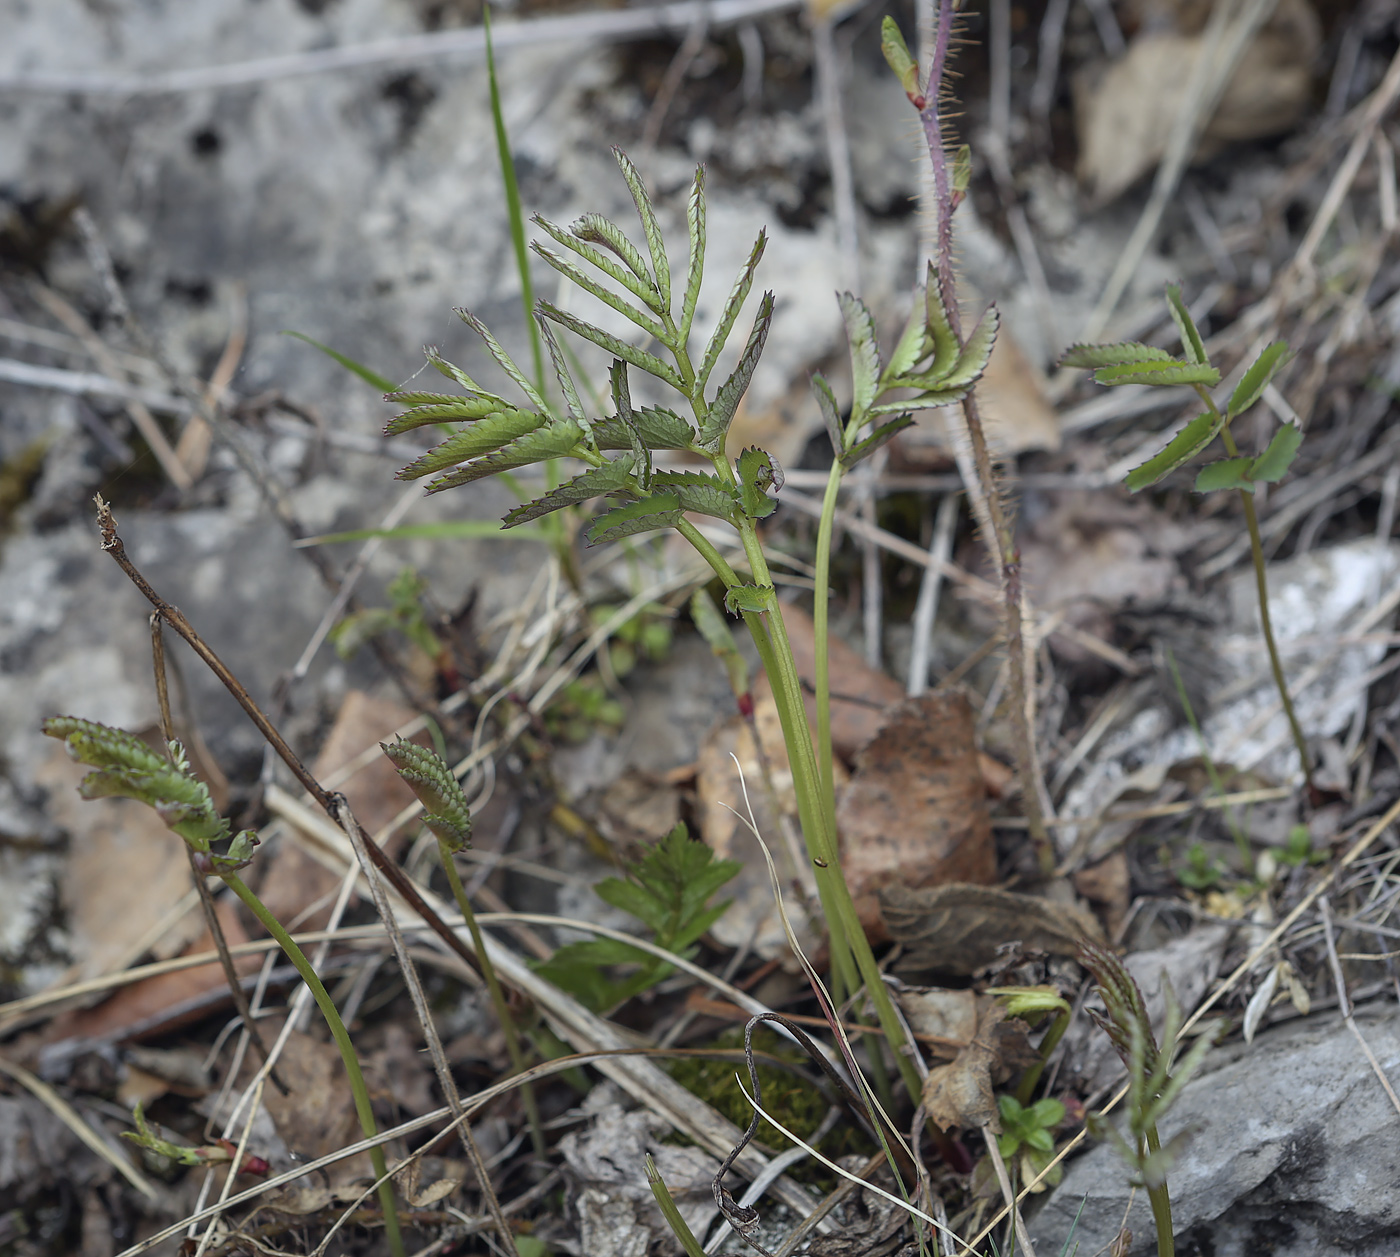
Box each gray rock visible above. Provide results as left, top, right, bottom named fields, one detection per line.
left=1031, top=1005, right=1400, bottom=1257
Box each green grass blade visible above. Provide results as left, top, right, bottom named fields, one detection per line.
left=644, top=1156, right=707, bottom=1257
left=485, top=6, right=545, bottom=394
left=282, top=331, right=397, bottom=393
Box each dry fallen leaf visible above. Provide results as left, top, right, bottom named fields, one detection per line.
left=1072, top=850, right=1132, bottom=940
left=922, top=1000, right=1038, bottom=1132
left=894, top=985, right=979, bottom=1045
left=880, top=883, right=1102, bottom=978
left=260, top=1026, right=369, bottom=1183
left=837, top=691, right=997, bottom=937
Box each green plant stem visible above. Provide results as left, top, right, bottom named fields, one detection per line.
left=437, top=840, right=546, bottom=1158
left=222, top=873, right=404, bottom=1257
left=1202, top=389, right=1313, bottom=790
left=1014, top=1008, right=1070, bottom=1107
left=1144, top=1124, right=1175, bottom=1257
left=812, top=458, right=844, bottom=836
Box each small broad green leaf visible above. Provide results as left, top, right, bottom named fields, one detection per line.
left=813, top=373, right=844, bottom=456
left=1123, top=411, right=1223, bottom=492
left=680, top=166, right=706, bottom=343
left=690, top=587, right=748, bottom=698
left=923, top=262, right=960, bottom=382
left=596, top=878, right=671, bottom=933
left=841, top=415, right=914, bottom=469
left=723, top=583, right=773, bottom=614
left=1059, top=341, right=1174, bottom=370
left=1165, top=284, right=1207, bottom=366
left=537, top=317, right=588, bottom=427
left=456, top=310, right=551, bottom=412
left=652, top=469, right=739, bottom=523
left=384, top=394, right=516, bottom=435
left=1228, top=340, right=1292, bottom=419
left=538, top=301, right=683, bottom=390
left=530, top=243, right=666, bottom=341
left=884, top=284, right=930, bottom=381
left=503, top=455, right=636, bottom=527
left=700, top=291, right=775, bottom=452
left=735, top=446, right=783, bottom=519
left=614, top=148, right=671, bottom=311
left=594, top=406, right=696, bottom=451
left=839, top=292, right=882, bottom=418
left=1093, top=360, right=1220, bottom=387
left=586, top=493, right=683, bottom=545
left=1195, top=457, right=1255, bottom=493
left=423, top=419, right=583, bottom=493
left=1248, top=421, right=1303, bottom=483
left=534, top=213, right=662, bottom=312
left=283, top=331, right=398, bottom=393
left=396, top=410, right=545, bottom=478
left=880, top=16, right=923, bottom=104
left=698, top=230, right=767, bottom=390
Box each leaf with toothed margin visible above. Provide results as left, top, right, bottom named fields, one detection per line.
left=385, top=396, right=517, bottom=435
left=1248, top=421, right=1303, bottom=483
left=422, top=420, right=583, bottom=493
left=679, top=166, right=706, bottom=343
left=839, top=292, right=882, bottom=418
left=397, top=410, right=545, bottom=478
left=609, top=359, right=651, bottom=489
left=586, top=492, right=683, bottom=545
left=841, top=415, right=915, bottom=470
left=923, top=263, right=961, bottom=382
left=456, top=310, right=550, bottom=412
left=1166, top=283, right=1207, bottom=366
left=1228, top=341, right=1292, bottom=419
left=813, top=373, right=844, bottom=457
left=569, top=211, right=654, bottom=285
left=698, top=231, right=767, bottom=389
left=1059, top=342, right=1174, bottom=370
left=534, top=213, right=661, bottom=311
left=1195, top=458, right=1255, bottom=493
left=537, top=318, right=587, bottom=427
left=1094, top=360, right=1220, bottom=387
left=613, top=149, right=671, bottom=311
left=1123, top=412, right=1223, bottom=492
left=538, top=301, right=683, bottom=390
left=735, top=446, right=782, bottom=520
left=723, top=583, right=773, bottom=614
left=594, top=406, right=696, bottom=451
left=385, top=390, right=472, bottom=408
left=700, top=291, right=774, bottom=452
left=653, top=470, right=739, bottom=523
left=425, top=346, right=492, bottom=394
left=898, top=304, right=999, bottom=393
left=884, top=285, right=930, bottom=382
left=503, top=455, right=637, bottom=527
left=530, top=244, right=666, bottom=341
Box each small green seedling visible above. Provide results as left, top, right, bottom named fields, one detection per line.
left=1277, top=823, right=1327, bottom=868
left=996, top=1094, right=1067, bottom=1191
left=533, top=822, right=740, bottom=1012
left=1062, top=289, right=1312, bottom=789
left=1177, top=842, right=1224, bottom=890
left=989, top=984, right=1073, bottom=1107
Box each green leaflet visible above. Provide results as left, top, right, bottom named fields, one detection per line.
left=898, top=303, right=999, bottom=396
left=385, top=396, right=516, bottom=435
left=570, top=211, right=654, bottom=285
left=880, top=16, right=921, bottom=102
left=839, top=292, right=882, bottom=418
left=1059, top=341, right=1174, bottom=370
left=1249, top=421, right=1303, bottom=483
left=723, top=583, right=774, bottom=614
left=841, top=415, right=914, bottom=469
left=537, top=317, right=588, bottom=427
left=456, top=309, right=551, bottom=412
left=533, top=213, right=663, bottom=313
left=609, top=359, right=652, bottom=489
left=1093, top=360, right=1221, bottom=387
left=614, top=148, right=671, bottom=312
left=680, top=166, right=706, bottom=343
left=531, top=244, right=667, bottom=341
left=503, top=455, right=636, bottom=527
left=594, top=406, right=696, bottom=451
left=923, top=263, right=961, bottom=382
left=884, top=283, right=930, bottom=381
left=1228, top=341, right=1292, bottom=418
left=538, top=301, right=682, bottom=390
left=1123, top=412, right=1223, bottom=492
left=1165, top=284, right=1207, bottom=366
left=813, top=373, right=844, bottom=456
left=700, top=291, right=775, bottom=451
left=426, top=346, right=490, bottom=394
left=698, top=231, right=767, bottom=390
left=384, top=390, right=471, bottom=407
left=423, top=419, right=583, bottom=493
left=381, top=739, right=473, bottom=851
left=1195, top=458, right=1255, bottom=493
left=735, top=446, right=783, bottom=519
left=586, top=493, right=684, bottom=545
left=653, top=469, right=740, bottom=523
left=396, top=410, right=544, bottom=479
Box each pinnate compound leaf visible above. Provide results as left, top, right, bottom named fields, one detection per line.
left=839, top=292, right=882, bottom=417
left=1195, top=458, right=1256, bottom=493
left=586, top=492, right=683, bottom=545
left=1094, top=360, right=1220, bottom=387
left=1165, top=284, right=1207, bottom=366
left=381, top=739, right=473, bottom=850
left=652, top=469, right=739, bottom=522
left=614, top=148, right=671, bottom=311
left=841, top=415, right=915, bottom=469
left=813, top=373, right=844, bottom=455
left=700, top=291, right=775, bottom=451
left=1122, top=412, right=1223, bottom=492
left=424, top=419, right=583, bottom=493
left=530, top=243, right=666, bottom=341
left=698, top=230, right=767, bottom=389
left=680, top=166, right=706, bottom=342
left=1060, top=341, right=1174, bottom=370
left=503, top=456, right=636, bottom=526
left=594, top=406, right=696, bottom=451
left=735, top=445, right=783, bottom=519
left=1248, top=421, right=1303, bottom=483
left=723, top=583, right=774, bottom=614
left=538, top=301, right=683, bottom=389
left=455, top=310, right=551, bottom=412
left=396, top=410, right=544, bottom=479
left=1228, top=341, right=1292, bottom=418
left=534, top=213, right=661, bottom=311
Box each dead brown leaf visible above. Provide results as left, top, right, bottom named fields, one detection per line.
left=880, top=883, right=1102, bottom=978
left=922, top=1001, right=1038, bottom=1132
left=837, top=691, right=996, bottom=937
left=260, top=1027, right=369, bottom=1182
left=1072, top=850, right=1131, bottom=941
left=894, top=985, right=979, bottom=1044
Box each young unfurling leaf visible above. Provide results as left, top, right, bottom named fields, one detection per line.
left=735, top=446, right=783, bottom=519
left=723, top=583, right=774, bottom=614
left=880, top=16, right=925, bottom=107
left=813, top=373, right=844, bottom=456
left=1165, top=284, right=1207, bottom=366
